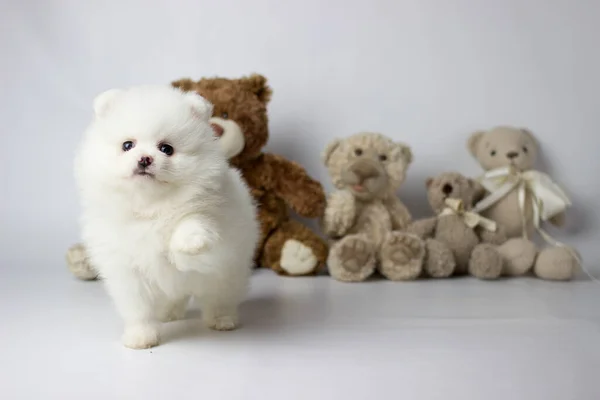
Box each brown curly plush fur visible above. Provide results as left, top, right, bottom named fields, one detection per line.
left=172, top=74, right=328, bottom=276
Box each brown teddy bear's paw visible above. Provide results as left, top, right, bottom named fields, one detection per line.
left=533, top=247, right=578, bottom=281
left=327, top=235, right=376, bottom=282
left=424, top=239, right=456, bottom=278
left=469, top=244, right=503, bottom=279
left=66, top=243, right=99, bottom=280
left=378, top=232, right=425, bottom=281
left=496, top=238, right=537, bottom=276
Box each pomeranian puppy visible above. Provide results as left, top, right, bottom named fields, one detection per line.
left=74, top=84, right=259, bottom=349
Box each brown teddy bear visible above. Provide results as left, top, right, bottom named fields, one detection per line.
left=408, top=172, right=507, bottom=279
left=66, top=74, right=328, bottom=279
left=468, top=126, right=578, bottom=280
left=321, top=132, right=425, bottom=282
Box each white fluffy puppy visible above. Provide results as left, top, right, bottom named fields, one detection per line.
left=74, top=85, right=259, bottom=349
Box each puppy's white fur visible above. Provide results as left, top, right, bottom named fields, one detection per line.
left=75, top=85, right=259, bottom=349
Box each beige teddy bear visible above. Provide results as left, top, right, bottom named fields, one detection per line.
left=321, top=132, right=425, bottom=282
left=409, top=172, right=508, bottom=279
left=468, top=126, right=578, bottom=280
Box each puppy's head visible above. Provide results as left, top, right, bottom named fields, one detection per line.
left=77, top=85, right=224, bottom=194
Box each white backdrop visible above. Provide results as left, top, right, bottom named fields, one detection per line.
left=1, top=0, right=599, bottom=274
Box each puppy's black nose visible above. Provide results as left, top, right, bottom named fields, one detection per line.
left=442, top=184, right=453, bottom=194
left=506, top=151, right=519, bottom=159
left=138, top=156, right=153, bottom=168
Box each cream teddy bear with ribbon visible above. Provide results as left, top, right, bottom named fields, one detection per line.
left=408, top=172, right=508, bottom=279
left=468, top=126, right=580, bottom=280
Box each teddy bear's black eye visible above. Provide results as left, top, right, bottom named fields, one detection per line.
left=159, top=143, right=174, bottom=156
left=221, top=112, right=229, bottom=119
left=522, top=146, right=528, bottom=153
left=490, top=150, right=497, bottom=156
left=122, top=141, right=135, bottom=152
left=354, top=148, right=363, bottom=156
left=379, top=154, right=387, bottom=161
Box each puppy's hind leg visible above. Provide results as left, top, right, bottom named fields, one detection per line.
left=156, top=295, right=190, bottom=322
left=193, top=267, right=250, bottom=332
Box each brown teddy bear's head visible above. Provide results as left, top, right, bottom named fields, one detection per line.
left=172, top=74, right=272, bottom=166
left=425, top=172, right=478, bottom=214
left=322, top=132, right=413, bottom=201
left=468, top=126, right=538, bottom=172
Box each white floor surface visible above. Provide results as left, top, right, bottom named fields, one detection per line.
left=2, top=268, right=600, bottom=400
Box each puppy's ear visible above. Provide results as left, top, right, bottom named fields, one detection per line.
left=467, top=130, right=486, bottom=157
left=240, top=74, right=272, bottom=104
left=93, top=89, right=122, bottom=118
left=426, top=177, right=434, bottom=188
left=184, top=91, right=213, bottom=122
left=322, top=139, right=341, bottom=166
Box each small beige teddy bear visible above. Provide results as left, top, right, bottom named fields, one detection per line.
left=321, top=132, right=425, bottom=282
left=468, top=126, right=578, bottom=280
left=408, top=172, right=506, bottom=279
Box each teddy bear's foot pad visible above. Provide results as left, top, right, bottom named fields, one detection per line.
left=280, top=239, right=318, bottom=275
left=327, top=236, right=376, bottom=282
left=379, top=233, right=424, bottom=280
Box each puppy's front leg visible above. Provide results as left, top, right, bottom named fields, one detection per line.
left=170, top=215, right=220, bottom=256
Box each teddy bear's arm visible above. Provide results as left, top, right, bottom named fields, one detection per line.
left=322, top=190, right=356, bottom=237
left=384, top=197, right=412, bottom=230
left=407, top=217, right=437, bottom=239
left=260, top=153, right=326, bottom=218
left=477, top=225, right=507, bottom=245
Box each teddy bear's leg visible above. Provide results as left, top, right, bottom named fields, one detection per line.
left=468, top=244, right=503, bottom=279
left=496, top=238, right=537, bottom=276
left=533, top=247, right=577, bottom=281
left=327, top=234, right=376, bottom=282
left=423, top=238, right=456, bottom=278
left=378, top=232, right=425, bottom=281
left=260, top=219, right=328, bottom=276
left=65, top=243, right=99, bottom=280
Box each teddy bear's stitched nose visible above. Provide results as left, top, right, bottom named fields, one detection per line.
left=506, top=151, right=519, bottom=159
left=351, top=161, right=380, bottom=182
left=442, top=184, right=453, bottom=195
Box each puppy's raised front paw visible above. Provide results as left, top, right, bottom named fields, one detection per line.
left=171, top=233, right=210, bottom=255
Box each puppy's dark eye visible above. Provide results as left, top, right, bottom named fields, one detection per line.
left=379, top=154, right=387, bottom=161
left=522, top=146, right=528, bottom=153
left=221, top=112, right=229, bottom=119
left=490, top=150, right=497, bottom=156
left=354, top=148, right=363, bottom=156
left=159, top=143, right=174, bottom=156
left=122, top=141, right=135, bottom=152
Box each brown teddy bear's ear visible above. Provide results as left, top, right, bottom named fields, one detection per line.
left=240, top=74, right=273, bottom=104
left=426, top=177, right=434, bottom=188
left=171, top=78, right=195, bottom=92
left=467, top=130, right=486, bottom=157
left=322, top=139, right=341, bottom=166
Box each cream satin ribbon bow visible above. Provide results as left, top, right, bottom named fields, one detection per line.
left=471, top=166, right=585, bottom=274
left=472, top=166, right=571, bottom=241
left=439, top=198, right=497, bottom=232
